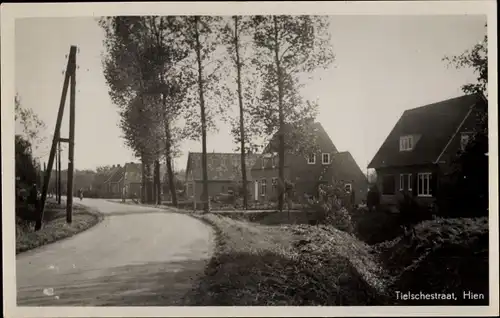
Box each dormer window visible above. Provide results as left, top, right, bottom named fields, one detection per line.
left=399, top=135, right=414, bottom=151
left=460, top=132, right=473, bottom=151
left=307, top=153, right=316, bottom=164
left=322, top=153, right=331, bottom=165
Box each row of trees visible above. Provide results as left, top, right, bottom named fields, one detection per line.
left=100, top=16, right=335, bottom=212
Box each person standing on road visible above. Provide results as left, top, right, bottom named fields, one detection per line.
left=78, top=188, right=84, bottom=201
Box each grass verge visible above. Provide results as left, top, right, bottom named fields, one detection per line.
left=184, top=213, right=391, bottom=305
left=16, top=201, right=103, bottom=254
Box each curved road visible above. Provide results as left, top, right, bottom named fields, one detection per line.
left=16, top=199, right=215, bottom=306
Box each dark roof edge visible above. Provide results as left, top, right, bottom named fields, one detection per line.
left=433, top=102, right=477, bottom=164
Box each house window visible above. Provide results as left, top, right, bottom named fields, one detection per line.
left=272, top=177, right=278, bottom=194
left=460, top=132, right=473, bottom=151
left=418, top=173, right=432, bottom=197
left=187, top=184, right=193, bottom=197
left=260, top=179, right=267, bottom=196
left=408, top=174, right=412, bottom=191
left=261, top=158, right=265, bottom=169
left=399, top=174, right=404, bottom=191
left=382, top=175, right=395, bottom=195
left=399, top=135, right=414, bottom=151
left=322, top=153, right=331, bottom=165
left=344, top=183, right=352, bottom=193
left=307, top=153, right=316, bottom=164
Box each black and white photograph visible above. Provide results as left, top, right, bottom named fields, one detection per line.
left=1, top=1, right=498, bottom=317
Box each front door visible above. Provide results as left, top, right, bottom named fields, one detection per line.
left=254, top=181, right=259, bottom=201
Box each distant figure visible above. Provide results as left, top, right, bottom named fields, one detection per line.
left=78, top=188, right=84, bottom=201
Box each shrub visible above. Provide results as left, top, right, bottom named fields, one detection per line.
left=351, top=208, right=403, bottom=245
left=306, top=182, right=354, bottom=232
left=378, top=217, right=489, bottom=305
left=397, top=191, right=432, bottom=234
left=366, top=185, right=381, bottom=211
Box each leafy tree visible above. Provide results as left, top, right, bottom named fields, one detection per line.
left=441, top=26, right=488, bottom=217
left=15, top=93, right=46, bottom=154
left=15, top=135, right=39, bottom=189
left=443, top=29, right=488, bottom=97
left=250, top=15, right=335, bottom=212
left=100, top=16, right=160, bottom=203
left=221, top=16, right=262, bottom=209
left=179, top=15, right=229, bottom=212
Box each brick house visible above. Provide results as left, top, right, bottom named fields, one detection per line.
left=102, top=164, right=124, bottom=197
left=367, top=93, right=487, bottom=207
left=102, top=162, right=166, bottom=199
left=123, top=162, right=143, bottom=198
left=250, top=121, right=368, bottom=205
left=184, top=152, right=259, bottom=203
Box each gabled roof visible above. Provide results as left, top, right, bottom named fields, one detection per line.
left=124, top=162, right=142, bottom=183
left=322, top=151, right=368, bottom=184
left=264, top=121, right=338, bottom=154
left=185, top=152, right=259, bottom=181
left=104, top=166, right=124, bottom=183
left=368, top=93, right=484, bottom=169
left=251, top=121, right=339, bottom=170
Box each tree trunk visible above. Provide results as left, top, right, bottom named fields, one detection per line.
left=146, top=162, right=153, bottom=204
left=162, top=95, right=178, bottom=207
left=141, top=155, right=146, bottom=204
left=155, top=159, right=161, bottom=205
left=234, top=16, right=248, bottom=210
left=273, top=16, right=285, bottom=213
left=152, top=160, right=157, bottom=204
left=194, top=16, right=210, bottom=213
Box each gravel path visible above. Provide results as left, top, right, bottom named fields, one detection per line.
left=16, top=198, right=215, bottom=306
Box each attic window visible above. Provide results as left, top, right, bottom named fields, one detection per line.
left=399, top=135, right=414, bottom=151
left=460, top=132, right=473, bottom=151
left=344, top=183, right=352, bottom=193
left=322, top=153, right=331, bottom=165
left=307, top=153, right=316, bottom=164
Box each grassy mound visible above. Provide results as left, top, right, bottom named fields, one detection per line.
left=351, top=208, right=404, bottom=245
left=377, top=217, right=489, bottom=305
left=186, top=214, right=390, bottom=306
left=16, top=201, right=103, bottom=254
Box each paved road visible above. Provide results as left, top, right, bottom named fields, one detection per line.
left=16, top=199, right=215, bottom=306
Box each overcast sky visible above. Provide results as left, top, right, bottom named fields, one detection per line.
left=15, top=15, right=486, bottom=172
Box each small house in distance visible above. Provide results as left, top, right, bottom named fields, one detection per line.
left=184, top=152, right=259, bottom=203
left=250, top=121, right=368, bottom=205
left=367, top=93, right=487, bottom=208
left=102, top=162, right=150, bottom=199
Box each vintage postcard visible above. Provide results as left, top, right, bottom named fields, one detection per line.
left=1, top=1, right=498, bottom=317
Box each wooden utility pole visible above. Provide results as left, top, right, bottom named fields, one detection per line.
left=55, top=144, right=58, bottom=200
left=67, top=45, right=76, bottom=224
left=43, top=162, right=46, bottom=191
left=35, top=45, right=77, bottom=231
left=57, top=141, right=62, bottom=204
